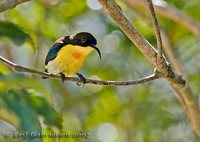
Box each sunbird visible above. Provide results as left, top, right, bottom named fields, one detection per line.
left=43, top=32, right=101, bottom=83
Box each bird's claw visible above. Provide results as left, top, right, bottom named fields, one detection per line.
left=76, top=73, right=86, bottom=86
left=59, top=73, right=66, bottom=84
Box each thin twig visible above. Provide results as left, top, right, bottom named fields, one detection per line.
left=124, top=1, right=185, bottom=76
left=0, top=0, right=31, bottom=12
left=154, top=1, right=200, bottom=38
left=145, top=0, right=163, bottom=59
left=126, top=0, right=200, bottom=38
left=124, top=1, right=187, bottom=106
left=0, top=56, right=159, bottom=86
left=98, top=0, right=169, bottom=76
left=98, top=0, right=200, bottom=137
left=160, top=30, right=185, bottom=75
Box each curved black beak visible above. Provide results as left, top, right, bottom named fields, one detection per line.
left=91, top=45, right=101, bottom=59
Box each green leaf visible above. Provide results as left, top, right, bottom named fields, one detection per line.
left=1, top=89, right=62, bottom=132
left=0, top=21, right=34, bottom=47
left=23, top=90, right=63, bottom=129
left=2, top=89, right=41, bottom=142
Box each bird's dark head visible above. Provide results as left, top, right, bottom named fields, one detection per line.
left=67, top=32, right=101, bottom=59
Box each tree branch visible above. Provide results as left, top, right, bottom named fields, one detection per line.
left=98, top=0, right=169, bottom=77
left=154, top=1, right=200, bottom=38
left=160, top=31, right=185, bottom=75
left=127, top=4, right=185, bottom=75
left=124, top=1, right=187, bottom=108
left=124, top=0, right=185, bottom=76
left=0, top=56, right=159, bottom=86
left=145, top=0, right=163, bottom=59
left=98, top=0, right=200, bottom=137
left=125, top=0, right=200, bottom=38
left=0, top=0, right=31, bottom=12
left=123, top=1, right=200, bottom=132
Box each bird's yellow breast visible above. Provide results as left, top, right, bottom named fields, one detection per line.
left=46, top=44, right=94, bottom=77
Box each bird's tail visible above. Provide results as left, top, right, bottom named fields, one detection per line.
left=42, top=69, right=48, bottom=79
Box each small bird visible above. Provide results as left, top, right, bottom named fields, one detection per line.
left=43, top=32, right=101, bottom=83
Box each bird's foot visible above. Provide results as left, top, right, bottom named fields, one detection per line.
left=76, top=73, right=86, bottom=86
left=59, top=73, right=66, bottom=84
left=42, top=69, right=48, bottom=79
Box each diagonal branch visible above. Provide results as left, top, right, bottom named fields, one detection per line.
left=97, top=0, right=171, bottom=76
left=123, top=0, right=196, bottom=128
left=0, top=56, right=159, bottom=86
left=124, top=1, right=187, bottom=108
left=97, top=0, right=200, bottom=137
left=145, top=0, right=163, bottom=59
left=153, top=1, right=200, bottom=38
left=0, top=0, right=31, bottom=12
left=124, top=0, right=185, bottom=76
left=126, top=0, right=200, bottom=38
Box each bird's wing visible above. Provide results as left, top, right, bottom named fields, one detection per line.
left=45, top=37, right=67, bottom=65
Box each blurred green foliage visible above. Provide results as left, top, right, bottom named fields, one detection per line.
left=0, top=21, right=34, bottom=47
left=0, top=0, right=200, bottom=142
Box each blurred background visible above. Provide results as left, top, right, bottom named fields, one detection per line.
left=0, top=0, right=200, bottom=141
